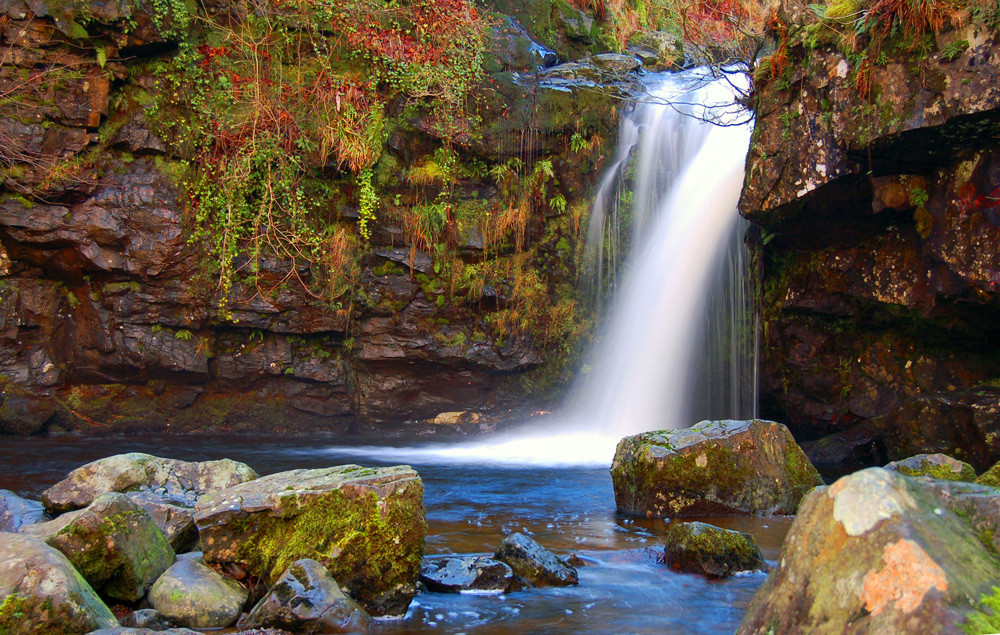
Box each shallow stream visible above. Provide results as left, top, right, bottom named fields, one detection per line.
left=0, top=432, right=790, bottom=634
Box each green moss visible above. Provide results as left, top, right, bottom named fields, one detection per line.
left=965, top=586, right=1000, bottom=634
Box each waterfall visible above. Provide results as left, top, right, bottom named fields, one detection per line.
left=566, top=69, right=756, bottom=438
left=323, top=69, right=756, bottom=466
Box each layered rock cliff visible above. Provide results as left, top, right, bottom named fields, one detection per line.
left=0, top=0, right=652, bottom=435
left=743, top=0, right=1000, bottom=471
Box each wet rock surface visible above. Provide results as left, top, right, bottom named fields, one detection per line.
left=194, top=464, right=426, bottom=616
left=494, top=532, right=578, bottom=587
left=739, top=468, right=1000, bottom=634
left=0, top=532, right=118, bottom=634
left=148, top=557, right=248, bottom=629
left=22, top=492, right=175, bottom=602
left=611, top=419, right=823, bottom=517
left=743, top=1, right=1000, bottom=469
left=420, top=555, right=516, bottom=593
left=238, top=558, right=371, bottom=632
left=0, top=488, right=46, bottom=531
left=663, top=521, right=767, bottom=578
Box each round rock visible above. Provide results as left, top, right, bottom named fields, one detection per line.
left=148, top=558, right=248, bottom=629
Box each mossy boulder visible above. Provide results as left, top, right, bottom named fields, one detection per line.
left=494, top=532, right=578, bottom=587
left=41, top=452, right=259, bottom=513
left=148, top=557, right=248, bottom=629
left=0, top=533, right=118, bottom=634
left=238, top=558, right=371, bottom=632
left=0, top=489, right=46, bottom=532
left=739, top=468, right=1000, bottom=634
left=663, top=522, right=767, bottom=578
left=194, top=464, right=426, bottom=616
left=976, top=462, right=1000, bottom=489
left=611, top=419, right=824, bottom=518
left=21, top=492, right=175, bottom=602
left=884, top=453, right=976, bottom=482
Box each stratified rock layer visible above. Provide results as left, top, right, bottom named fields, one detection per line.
left=194, top=464, right=425, bottom=616
left=739, top=468, right=1000, bottom=633
left=611, top=419, right=823, bottom=517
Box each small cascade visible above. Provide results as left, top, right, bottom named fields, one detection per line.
left=323, top=68, right=756, bottom=466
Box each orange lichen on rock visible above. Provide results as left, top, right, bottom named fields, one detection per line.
left=860, top=539, right=948, bottom=615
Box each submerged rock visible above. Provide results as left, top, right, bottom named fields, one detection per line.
left=0, top=489, right=46, bottom=532
left=420, top=555, right=515, bottom=593
left=884, top=453, right=976, bottom=482
left=148, top=557, right=248, bottom=629
left=663, top=522, right=767, bottom=578
left=611, top=419, right=823, bottom=518
left=494, top=533, right=578, bottom=587
left=22, top=492, right=175, bottom=602
left=194, top=464, right=425, bottom=616
left=238, top=558, right=370, bottom=632
left=41, top=452, right=259, bottom=513
left=739, top=468, right=1000, bottom=633
left=0, top=533, right=118, bottom=634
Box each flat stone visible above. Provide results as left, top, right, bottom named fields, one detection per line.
left=0, top=489, right=46, bottom=532
left=884, top=453, right=976, bottom=482
left=420, top=555, right=515, bottom=593
left=494, top=533, right=577, bottom=587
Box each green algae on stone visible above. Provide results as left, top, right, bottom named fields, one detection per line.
left=885, top=453, right=976, bottom=482
left=611, top=419, right=824, bottom=518
left=663, top=522, right=767, bottom=578
left=195, top=464, right=426, bottom=617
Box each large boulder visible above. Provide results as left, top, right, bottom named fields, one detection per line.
left=884, top=453, right=976, bottom=482
left=494, top=533, right=578, bottom=587
left=663, top=522, right=767, bottom=578
left=0, top=377, right=57, bottom=435
left=420, top=555, right=516, bottom=594
left=194, top=464, right=426, bottom=616
left=40, top=452, right=258, bottom=552
left=41, top=452, right=259, bottom=513
left=21, top=492, right=175, bottom=602
left=739, top=468, right=1000, bottom=633
left=0, top=533, right=118, bottom=634
left=611, top=419, right=824, bottom=518
left=238, top=558, right=371, bottom=632
left=148, top=557, right=248, bottom=629
left=0, top=489, right=46, bottom=532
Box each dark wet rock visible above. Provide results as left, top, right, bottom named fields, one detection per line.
left=800, top=421, right=886, bottom=479
left=420, top=555, right=516, bottom=593
left=738, top=468, right=1000, bottom=634
left=238, top=558, right=371, bottom=632
left=41, top=452, right=259, bottom=513
left=494, top=532, right=577, bottom=587
left=194, top=465, right=426, bottom=616
left=119, top=608, right=173, bottom=629
left=0, top=533, right=118, bottom=633
left=611, top=419, right=823, bottom=518
left=663, top=522, right=767, bottom=578
left=884, top=453, right=976, bottom=482
left=493, top=17, right=558, bottom=71
left=22, top=492, right=175, bottom=602
left=0, top=489, right=46, bottom=532
left=88, top=628, right=200, bottom=635
left=0, top=376, right=57, bottom=435
left=374, top=247, right=433, bottom=274
left=148, top=558, right=248, bottom=629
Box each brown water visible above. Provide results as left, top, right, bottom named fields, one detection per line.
left=0, top=432, right=790, bottom=634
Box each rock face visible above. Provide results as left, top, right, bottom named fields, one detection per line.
left=611, top=420, right=824, bottom=517
left=22, top=492, right=175, bottom=602
left=0, top=533, right=118, bottom=634
left=194, top=464, right=426, bottom=616
left=148, top=558, right=248, bottom=629
left=238, top=558, right=371, bottom=632
left=0, top=489, right=45, bottom=532
left=742, top=0, right=1000, bottom=471
left=420, top=555, right=516, bottom=593
left=0, top=0, right=623, bottom=436
left=662, top=522, right=767, bottom=578
left=494, top=532, right=578, bottom=587
left=884, top=454, right=976, bottom=482
left=739, top=468, right=1000, bottom=633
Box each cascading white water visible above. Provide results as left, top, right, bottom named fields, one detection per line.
left=324, top=69, right=756, bottom=466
